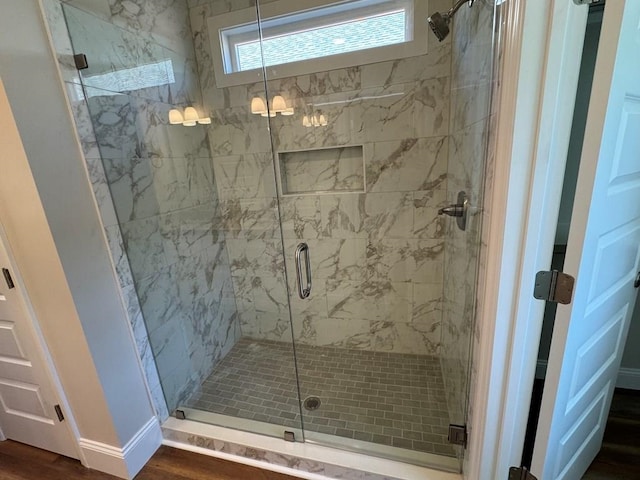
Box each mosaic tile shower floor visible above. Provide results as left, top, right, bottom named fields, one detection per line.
left=184, top=338, right=456, bottom=457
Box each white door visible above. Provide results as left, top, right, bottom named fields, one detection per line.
left=531, top=2, right=640, bottom=479
left=0, top=227, right=78, bottom=459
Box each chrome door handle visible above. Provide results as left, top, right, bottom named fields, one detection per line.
left=295, top=243, right=312, bottom=299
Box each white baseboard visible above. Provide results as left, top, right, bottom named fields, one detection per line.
left=617, top=367, right=640, bottom=390
left=79, top=417, right=162, bottom=479
left=536, top=360, right=640, bottom=391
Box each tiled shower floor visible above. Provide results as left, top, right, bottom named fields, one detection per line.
left=184, top=338, right=455, bottom=457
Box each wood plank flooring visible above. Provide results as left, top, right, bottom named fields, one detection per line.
left=582, top=389, right=640, bottom=479
left=0, top=440, right=298, bottom=480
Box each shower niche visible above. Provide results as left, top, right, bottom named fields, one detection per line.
left=277, top=145, right=365, bottom=195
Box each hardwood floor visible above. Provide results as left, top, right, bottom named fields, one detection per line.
left=582, top=389, right=640, bottom=479
left=0, top=440, right=298, bottom=480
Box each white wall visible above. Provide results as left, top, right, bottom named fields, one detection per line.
left=0, top=0, right=160, bottom=475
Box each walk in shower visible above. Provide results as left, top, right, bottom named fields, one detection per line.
left=52, top=0, right=497, bottom=473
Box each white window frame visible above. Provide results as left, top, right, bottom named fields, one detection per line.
left=207, top=0, right=430, bottom=88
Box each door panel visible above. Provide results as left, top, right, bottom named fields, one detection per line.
left=532, top=2, right=640, bottom=478
left=0, top=230, right=78, bottom=459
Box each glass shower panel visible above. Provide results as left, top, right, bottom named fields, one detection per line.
left=62, top=1, right=303, bottom=440
left=256, top=0, right=495, bottom=471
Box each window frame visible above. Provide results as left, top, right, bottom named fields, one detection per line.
left=207, top=0, right=430, bottom=88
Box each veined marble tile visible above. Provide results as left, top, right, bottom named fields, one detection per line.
left=266, top=67, right=361, bottom=99
left=366, top=239, right=444, bottom=284
left=66, top=0, right=195, bottom=58
left=120, top=216, right=167, bottom=279
left=207, top=107, right=272, bottom=156
left=319, top=194, right=366, bottom=239
left=412, top=283, right=443, bottom=326
left=363, top=192, right=414, bottom=239
left=367, top=321, right=441, bottom=355
left=221, top=197, right=280, bottom=239
left=326, top=279, right=412, bottom=323
left=414, top=76, right=451, bottom=139
left=86, top=89, right=140, bottom=160
left=64, top=83, right=102, bottom=159
left=148, top=318, right=190, bottom=385
left=226, top=238, right=287, bottom=279
left=361, top=44, right=452, bottom=89
left=413, top=189, right=448, bottom=240
left=159, top=206, right=221, bottom=264
left=136, top=266, right=182, bottom=334
left=63, top=5, right=172, bottom=103
left=279, top=195, right=323, bottom=239
left=213, top=153, right=277, bottom=202
left=366, top=137, right=447, bottom=193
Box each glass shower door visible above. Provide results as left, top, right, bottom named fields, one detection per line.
left=256, top=0, right=497, bottom=471
left=61, top=0, right=304, bottom=441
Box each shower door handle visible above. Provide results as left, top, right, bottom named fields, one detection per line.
left=295, top=243, right=312, bottom=299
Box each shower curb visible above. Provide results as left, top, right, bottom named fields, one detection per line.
left=161, top=420, right=461, bottom=480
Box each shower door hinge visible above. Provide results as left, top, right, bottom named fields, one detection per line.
left=508, top=466, right=538, bottom=480
left=54, top=404, right=65, bottom=422
left=533, top=270, right=575, bottom=305
left=447, top=424, right=467, bottom=447
left=73, top=53, right=89, bottom=70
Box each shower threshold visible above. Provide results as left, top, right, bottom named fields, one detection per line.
left=162, top=415, right=462, bottom=480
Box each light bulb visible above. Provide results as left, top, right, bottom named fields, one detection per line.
left=169, top=109, right=184, bottom=124
left=271, top=95, right=287, bottom=113
left=250, top=97, right=266, bottom=115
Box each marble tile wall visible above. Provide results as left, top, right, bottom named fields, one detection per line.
left=189, top=0, right=454, bottom=355
left=440, top=0, right=497, bottom=451
left=43, top=0, right=241, bottom=414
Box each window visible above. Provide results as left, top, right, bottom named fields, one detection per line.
left=208, top=0, right=429, bottom=87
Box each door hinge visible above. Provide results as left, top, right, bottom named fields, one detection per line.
left=533, top=270, right=575, bottom=304
left=2, top=268, right=15, bottom=289
left=73, top=53, right=89, bottom=70
left=508, top=466, right=538, bottom=480
left=447, top=424, right=467, bottom=447
left=54, top=404, right=65, bottom=422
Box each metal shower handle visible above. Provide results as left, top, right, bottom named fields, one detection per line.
left=295, top=243, right=312, bottom=299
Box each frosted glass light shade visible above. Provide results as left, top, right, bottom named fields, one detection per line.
left=271, top=95, right=287, bottom=113
left=318, top=114, right=327, bottom=126
left=169, top=109, right=184, bottom=124
left=281, top=107, right=295, bottom=116
left=303, top=115, right=311, bottom=127
left=197, top=117, right=211, bottom=124
left=184, top=107, right=199, bottom=121
left=260, top=110, right=276, bottom=117
left=251, top=97, right=266, bottom=115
